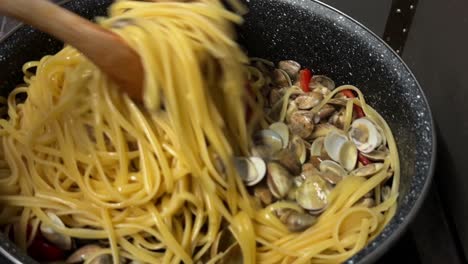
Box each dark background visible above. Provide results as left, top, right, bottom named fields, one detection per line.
left=319, top=0, right=468, bottom=263
left=1, top=0, right=468, bottom=263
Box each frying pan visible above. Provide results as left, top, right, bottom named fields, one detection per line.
left=0, top=0, right=435, bottom=263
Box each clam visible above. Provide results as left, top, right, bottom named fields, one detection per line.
left=315, top=104, right=336, bottom=122
left=319, top=160, right=347, bottom=184
left=323, top=131, right=347, bottom=162
left=329, top=109, right=345, bottom=129
left=381, top=186, right=391, bottom=201
left=278, top=60, right=301, bottom=79
left=294, top=92, right=323, bottom=110
left=40, top=212, right=72, bottom=250
left=361, top=145, right=389, bottom=161
left=324, top=131, right=357, bottom=171
left=349, top=117, right=383, bottom=153
left=309, top=207, right=327, bottom=216
left=376, top=124, right=387, bottom=146
left=338, top=141, right=358, bottom=171
left=254, top=185, right=273, bottom=206
left=309, top=156, right=324, bottom=169
left=364, top=191, right=373, bottom=198
left=320, top=171, right=343, bottom=185
left=278, top=209, right=317, bottom=232
left=288, top=111, right=315, bottom=139
left=302, top=162, right=317, bottom=172
left=251, top=145, right=274, bottom=160
left=311, top=75, right=336, bottom=91
left=310, top=123, right=339, bottom=139
left=272, top=69, right=289, bottom=87
left=253, top=129, right=283, bottom=154
left=273, top=149, right=301, bottom=175
left=301, top=169, right=321, bottom=181
left=310, top=137, right=325, bottom=157
left=269, top=88, right=283, bottom=106
left=266, top=162, right=293, bottom=199
left=293, top=176, right=304, bottom=187
left=288, top=135, right=307, bottom=164
left=350, top=163, right=384, bottom=177
left=269, top=122, right=289, bottom=149
left=66, top=245, right=111, bottom=264
left=295, top=175, right=330, bottom=211
left=287, top=186, right=298, bottom=201
left=234, top=157, right=266, bottom=186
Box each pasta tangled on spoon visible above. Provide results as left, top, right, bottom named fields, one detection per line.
left=0, top=0, right=399, bottom=263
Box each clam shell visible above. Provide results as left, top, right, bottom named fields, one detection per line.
left=310, top=137, right=325, bottom=157
left=267, top=162, right=293, bottom=199
left=350, top=163, right=384, bottom=177
left=296, top=175, right=329, bottom=211
left=234, top=157, right=266, bottom=186
left=254, top=129, right=283, bottom=154
left=269, top=122, right=289, bottom=149
left=348, top=117, right=383, bottom=153
left=40, top=212, right=72, bottom=250
left=323, top=131, right=348, bottom=162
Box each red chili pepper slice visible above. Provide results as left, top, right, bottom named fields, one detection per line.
left=342, top=89, right=365, bottom=118
left=299, top=68, right=312, bottom=93
left=342, top=89, right=356, bottom=98
left=354, top=105, right=365, bottom=118
left=28, top=235, right=64, bottom=262
left=358, top=153, right=371, bottom=165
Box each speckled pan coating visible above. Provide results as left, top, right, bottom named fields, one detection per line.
left=0, top=0, right=435, bottom=263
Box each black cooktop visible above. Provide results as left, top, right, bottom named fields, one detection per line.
left=0, top=0, right=467, bottom=263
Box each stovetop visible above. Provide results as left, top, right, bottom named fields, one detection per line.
left=0, top=0, right=467, bottom=263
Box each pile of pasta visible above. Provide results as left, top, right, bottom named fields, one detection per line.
left=0, top=0, right=399, bottom=263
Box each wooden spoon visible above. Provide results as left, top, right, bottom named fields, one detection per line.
left=0, top=0, right=144, bottom=101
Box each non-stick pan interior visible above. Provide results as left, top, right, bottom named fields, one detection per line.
left=0, top=0, right=435, bottom=263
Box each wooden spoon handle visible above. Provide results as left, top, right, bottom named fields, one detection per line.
left=0, top=0, right=144, bottom=100
left=0, top=0, right=99, bottom=44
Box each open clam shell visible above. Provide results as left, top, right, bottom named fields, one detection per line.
left=295, top=175, right=330, bottom=211
left=254, top=129, right=283, bottom=154
left=323, top=131, right=347, bottom=162
left=310, top=137, right=325, bottom=157
left=294, top=92, right=323, bottom=110
left=40, top=212, right=72, bottom=251
left=234, top=157, right=266, bottom=186
left=288, top=110, right=315, bottom=139
left=348, top=117, right=383, bottom=153
left=289, top=135, right=307, bottom=164
left=278, top=209, right=317, bottom=232
left=273, top=149, right=302, bottom=175
left=338, top=141, right=358, bottom=171
left=267, top=162, right=293, bottom=199
left=361, top=145, right=389, bottom=161
left=324, top=131, right=357, bottom=171
left=310, top=123, right=339, bottom=139
left=350, top=163, right=384, bottom=177
left=311, top=75, right=336, bottom=91
left=269, top=122, right=289, bottom=149
left=67, top=244, right=112, bottom=264
left=319, top=160, right=347, bottom=184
